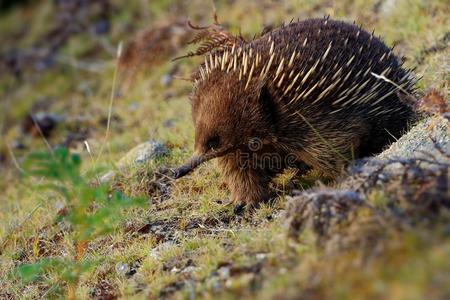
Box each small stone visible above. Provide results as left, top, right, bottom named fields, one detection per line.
left=148, top=250, right=159, bottom=260
left=54, top=201, right=65, bottom=211
left=115, top=262, right=130, bottom=276
left=148, top=241, right=175, bottom=260
left=255, top=253, right=267, bottom=261
left=160, top=74, right=173, bottom=87
left=99, top=140, right=169, bottom=183
left=218, top=266, right=230, bottom=279
left=127, top=140, right=168, bottom=165
left=99, top=171, right=116, bottom=183
left=225, top=279, right=233, bottom=288
left=181, top=266, right=197, bottom=274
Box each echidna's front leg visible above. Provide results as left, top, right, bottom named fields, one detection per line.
left=217, top=153, right=275, bottom=208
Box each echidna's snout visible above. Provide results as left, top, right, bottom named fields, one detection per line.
left=173, top=151, right=219, bottom=179
left=174, top=126, right=238, bottom=179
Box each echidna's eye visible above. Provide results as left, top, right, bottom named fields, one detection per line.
left=206, top=135, right=220, bottom=150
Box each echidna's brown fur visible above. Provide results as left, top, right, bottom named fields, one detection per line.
left=175, top=17, right=417, bottom=207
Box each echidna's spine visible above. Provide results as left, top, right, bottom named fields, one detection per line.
left=193, top=17, right=416, bottom=121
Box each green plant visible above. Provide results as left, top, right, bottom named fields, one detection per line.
left=14, top=148, right=145, bottom=299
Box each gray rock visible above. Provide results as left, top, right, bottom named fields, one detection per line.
left=378, top=117, right=449, bottom=163
left=115, top=262, right=130, bottom=276
left=148, top=241, right=176, bottom=260
left=284, top=116, right=449, bottom=247
left=218, top=266, right=230, bottom=279
left=131, top=140, right=168, bottom=164
left=99, top=140, right=168, bottom=183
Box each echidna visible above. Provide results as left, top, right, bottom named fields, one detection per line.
left=174, top=17, right=417, bottom=207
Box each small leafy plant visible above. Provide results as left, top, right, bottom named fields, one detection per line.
left=15, top=148, right=145, bottom=299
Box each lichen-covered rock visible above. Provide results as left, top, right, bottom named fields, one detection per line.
left=378, top=116, right=449, bottom=163
left=284, top=189, right=363, bottom=240
left=285, top=116, right=450, bottom=242
left=121, top=140, right=168, bottom=165
left=100, top=140, right=168, bottom=183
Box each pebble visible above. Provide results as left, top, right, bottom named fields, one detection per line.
left=115, top=262, right=130, bottom=276
left=99, top=140, right=168, bottom=183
